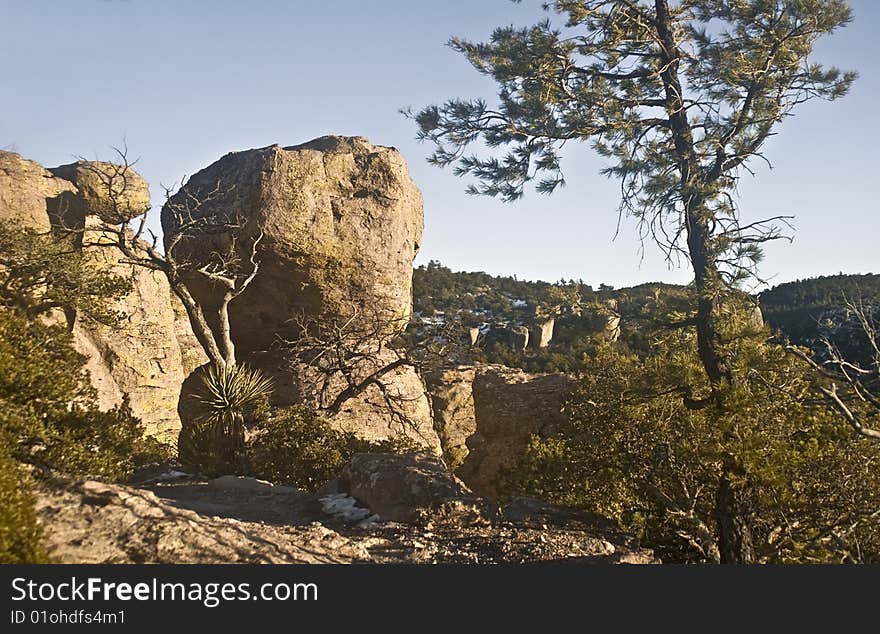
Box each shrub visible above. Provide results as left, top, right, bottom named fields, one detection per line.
left=0, top=310, right=169, bottom=481
left=0, top=446, right=47, bottom=563
left=179, top=363, right=273, bottom=476
left=248, top=405, right=420, bottom=491
left=500, top=338, right=880, bottom=563
left=0, top=225, right=130, bottom=326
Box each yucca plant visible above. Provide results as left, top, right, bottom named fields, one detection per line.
left=186, top=363, right=274, bottom=475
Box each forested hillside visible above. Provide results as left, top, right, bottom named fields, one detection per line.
left=413, top=262, right=878, bottom=372
left=760, top=273, right=880, bottom=343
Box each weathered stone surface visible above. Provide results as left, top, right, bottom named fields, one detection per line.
left=424, top=365, right=577, bottom=498
left=528, top=318, right=555, bottom=349
left=281, top=347, right=440, bottom=453
left=68, top=248, right=189, bottom=443
left=463, top=367, right=575, bottom=497
left=425, top=367, right=477, bottom=470
left=339, top=451, right=488, bottom=525
left=161, top=136, right=423, bottom=352
left=34, top=469, right=656, bottom=564
left=162, top=136, right=437, bottom=451
left=35, top=476, right=368, bottom=564
left=49, top=160, right=151, bottom=225
left=0, top=150, right=75, bottom=231
left=0, top=151, right=204, bottom=442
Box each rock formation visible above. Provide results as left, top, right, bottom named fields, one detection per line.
left=601, top=299, right=622, bottom=342
left=161, top=136, right=438, bottom=451
left=462, top=367, right=576, bottom=497
left=425, top=364, right=577, bottom=497
left=35, top=476, right=367, bottom=564
left=50, top=160, right=151, bottom=225
left=750, top=302, right=765, bottom=330
left=508, top=325, right=530, bottom=350
left=0, top=151, right=75, bottom=231
left=467, top=326, right=481, bottom=346
left=0, top=151, right=205, bottom=442
left=528, top=318, right=555, bottom=349
left=424, top=367, right=477, bottom=470
left=339, top=451, right=487, bottom=525
left=161, top=136, right=422, bottom=350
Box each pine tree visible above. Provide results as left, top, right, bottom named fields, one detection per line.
left=409, top=0, right=856, bottom=562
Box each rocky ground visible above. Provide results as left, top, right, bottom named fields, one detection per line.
left=33, top=453, right=656, bottom=565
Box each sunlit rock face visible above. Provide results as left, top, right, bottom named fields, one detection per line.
left=162, top=137, right=438, bottom=452
left=0, top=150, right=205, bottom=442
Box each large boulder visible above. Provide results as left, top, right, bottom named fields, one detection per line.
left=49, top=160, right=151, bottom=225
left=425, top=365, right=577, bottom=498
left=0, top=151, right=75, bottom=231
left=161, top=136, right=422, bottom=351
left=0, top=150, right=205, bottom=442
left=162, top=136, right=438, bottom=451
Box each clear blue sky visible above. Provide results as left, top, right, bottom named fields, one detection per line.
left=1, top=0, right=876, bottom=289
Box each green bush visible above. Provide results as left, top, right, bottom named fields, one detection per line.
left=0, top=447, right=47, bottom=563
left=0, top=225, right=131, bottom=326
left=248, top=405, right=419, bottom=491
left=500, top=337, right=880, bottom=564
left=0, top=310, right=170, bottom=481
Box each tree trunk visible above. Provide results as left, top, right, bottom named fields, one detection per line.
left=715, top=470, right=755, bottom=564
left=655, top=0, right=732, bottom=389
left=217, top=293, right=237, bottom=368
left=686, top=206, right=733, bottom=388
left=168, top=277, right=226, bottom=368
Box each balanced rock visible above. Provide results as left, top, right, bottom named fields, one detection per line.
left=161, top=136, right=422, bottom=351
left=50, top=160, right=151, bottom=225
left=162, top=136, right=438, bottom=451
